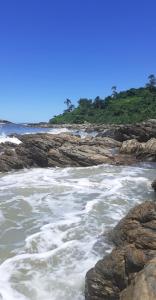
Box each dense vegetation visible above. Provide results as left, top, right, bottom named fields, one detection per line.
left=49, top=75, right=156, bottom=124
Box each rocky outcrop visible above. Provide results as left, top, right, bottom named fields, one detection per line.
left=27, top=119, right=156, bottom=142
left=96, top=119, right=156, bottom=142
left=152, top=180, right=156, bottom=191
left=85, top=201, right=156, bottom=300
left=0, top=121, right=156, bottom=172
left=120, top=258, right=156, bottom=300
left=120, top=139, right=143, bottom=154
left=120, top=138, right=156, bottom=161
left=0, top=119, right=12, bottom=124
left=0, top=133, right=130, bottom=172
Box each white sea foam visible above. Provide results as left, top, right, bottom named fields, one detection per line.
left=47, top=128, right=70, bottom=134
left=0, top=133, right=21, bottom=145
left=0, top=164, right=155, bottom=300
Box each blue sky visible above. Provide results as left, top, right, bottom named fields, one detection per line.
left=0, top=0, right=156, bottom=122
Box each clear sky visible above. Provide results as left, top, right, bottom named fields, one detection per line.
left=0, top=0, right=156, bottom=122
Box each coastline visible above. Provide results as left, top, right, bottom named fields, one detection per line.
left=0, top=121, right=156, bottom=299
left=85, top=197, right=156, bottom=300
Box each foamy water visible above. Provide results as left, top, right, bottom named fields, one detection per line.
left=0, top=123, right=97, bottom=141
left=0, top=164, right=155, bottom=300
left=0, top=133, right=22, bottom=145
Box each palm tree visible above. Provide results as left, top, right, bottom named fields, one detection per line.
left=111, top=86, right=117, bottom=98
left=64, top=98, right=71, bottom=109
left=146, top=74, right=156, bottom=89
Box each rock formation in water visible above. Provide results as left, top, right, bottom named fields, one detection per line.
left=0, top=119, right=12, bottom=124
left=0, top=122, right=156, bottom=172
left=120, top=138, right=156, bottom=161
left=27, top=119, right=156, bottom=142
left=0, top=133, right=139, bottom=172
left=85, top=201, right=156, bottom=300
left=95, top=119, right=156, bottom=142
left=152, top=180, right=156, bottom=191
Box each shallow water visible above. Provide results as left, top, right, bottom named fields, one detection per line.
left=0, top=164, right=155, bottom=300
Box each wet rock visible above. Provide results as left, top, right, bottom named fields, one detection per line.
left=85, top=201, right=156, bottom=300
left=120, top=258, right=156, bottom=300
left=96, top=120, right=156, bottom=142
left=0, top=128, right=156, bottom=172
left=152, top=180, right=156, bottom=191
left=120, top=138, right=156, bottom=162
left=27, top=119, right=156, bottom=142
left=0, top=133, right=125, bottom=172
left=120, top=139, right=143, bottom=154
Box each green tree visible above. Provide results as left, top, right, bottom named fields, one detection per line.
left=64, top=98, right=72, bottom=109
left=111, top=86, right=117, bottom=98
left=64, top=98, right=74, bottom=113
left=146, top=74, right=156, bottom=89
left=68, top=104, right=75, bottom=112
left=78, top=98, right=92, bottom=109
left=93, top=96, right=105, bottom=109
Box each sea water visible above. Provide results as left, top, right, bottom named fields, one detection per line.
left=0, top=163, right=155, bottom=300
left=0, top=123, right=94, bottom=144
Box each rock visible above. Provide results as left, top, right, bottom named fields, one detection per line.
left=120, top=138, right=156, bottom=162
left=0, top=119, right=12, bottom=124
left=85, top=201, right=156, bottom=300
left=96, top=120, right=156, bottom=142
left=111, top=201, right=156, bottom=247
left=26, top=119, right=156, bottom=142
left=145, top=138, right=156, bottom=152
left=120, top=139, right=143, bottom=154
left=152, top=180, right=156, bottom=191
left=0, top=133, right=126, bottom=172
left=0, top=129, right=156, bottom=172
left=120, top=258, right=156, bottom=300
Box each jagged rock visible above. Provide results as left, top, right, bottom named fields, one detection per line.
left=26, top=119, right=156, bottom=142
left=120, top=139, right=143, bottom=154
left=145, top=138, right=156, bottom=152
left=120, top=258, right=156, bottom=300
left=0, top=128, right=156, bottom=172
left=85, top=201, right=156, bottom=300
left=96, top=120, right=156, bottom=142
left=0, top=133, right=125, bottom=172
left=152, top=180, right=156, bottom=191
left=120, top=138, right=156, bottom=161
left=111, top=201, right=156, bottom=248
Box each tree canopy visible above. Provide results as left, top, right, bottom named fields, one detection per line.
left=49, top=75, right=156, bottom=124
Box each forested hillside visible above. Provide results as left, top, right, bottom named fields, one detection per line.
left=50, top=76, right=156, bottom=124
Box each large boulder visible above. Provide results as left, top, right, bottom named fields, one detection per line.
left=85, top=201, right=156, bottom=300
left=152, top=180, right=156, bottom=191
left=120, top=138, right=156, bottom=161
left=120, top=258, right=156, bottom=300
left=145, top=138, right=156, bottom=152
left=120, top=139, right=143, bottom=154
left=97, top=120, right=156, bottom=142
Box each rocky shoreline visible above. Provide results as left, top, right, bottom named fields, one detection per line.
left=85, top=197, right=156, bottom=300
left=0, top=132, right=156, bottom=172
left=0, top=119, right=156, bottom=172
left=0, top=133, right=129, bottom=172
left=1, top=120, right=156, bottom=299
left=27, top=119, right=156, bottom=142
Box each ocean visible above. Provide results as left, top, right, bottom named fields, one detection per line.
left=0, top=123, right=155, bottom=300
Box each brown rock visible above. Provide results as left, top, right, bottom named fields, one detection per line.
left=120, top=139, right=143, bottom=154
left=151, top=180, right=156, bottom=191
left=120, top=258, right=156, bottom=300
left=0, top=133, right=132, bottom=172
left=85, top=202, right=156, bottom=300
